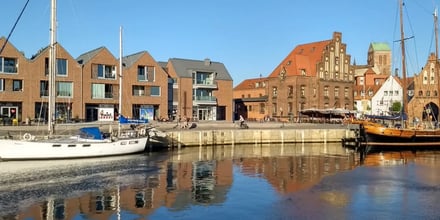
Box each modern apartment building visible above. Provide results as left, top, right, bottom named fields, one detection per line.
left=166, top=58, right=233, bottom=121
left=0, top=37, right=170, bottom=123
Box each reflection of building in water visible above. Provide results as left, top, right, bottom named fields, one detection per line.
left=4, top=144, right=358, bottom=219
left=192, top=161, right=216, bottom=203
left=237, top=152, right=356, bottom=194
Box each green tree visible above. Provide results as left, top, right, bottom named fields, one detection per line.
left=390, top=101, right=402, bottom=113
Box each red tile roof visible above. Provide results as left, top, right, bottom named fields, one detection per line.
left=268, top=40, right=331, bottom=78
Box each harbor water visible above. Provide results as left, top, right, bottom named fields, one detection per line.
left=0, top=143, right=439, bottom=219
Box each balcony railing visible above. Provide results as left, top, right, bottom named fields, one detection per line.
left=193, top=96, right=217, bottom=105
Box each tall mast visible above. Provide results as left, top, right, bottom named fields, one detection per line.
left=435, top=7, right=439, bottom=60
left=118, top=26, right=123, bottom=136
left=48, top=0, right=57, bottom=135
left=400, top=0, right=408, bottom=127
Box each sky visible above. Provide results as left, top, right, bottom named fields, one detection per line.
left=1, top=0, right=440, bottom=86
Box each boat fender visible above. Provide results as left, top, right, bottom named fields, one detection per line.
left=139, top=128, right=146, bottom=136
left=23, top=133, right=32, bottom=141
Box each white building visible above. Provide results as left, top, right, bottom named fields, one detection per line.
left=371, top=75, right=402, bottom=115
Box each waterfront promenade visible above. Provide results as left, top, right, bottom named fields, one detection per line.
left=0, top=120, right=359, bottom=147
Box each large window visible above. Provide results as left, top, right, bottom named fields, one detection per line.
left=193, top=71, right=214, bottom=85
left=0, top=57, right=17, bottom=73
left=92, top=83, right=114, bottom=99
left=137, top=65, right=155, bottom=82
left=57, top=82, right=72, bottom=97
left=45, top=58, right=68, bottom=76
left=57, top=59, right=67, bottom=76
left=93, top=64, right=116, bottom=79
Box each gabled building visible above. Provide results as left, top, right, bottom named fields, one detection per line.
left=370, top=75, right=402, bottom=115
left=166, top=58, right=233, bottom=121
left=407, top=52, right=440, bottom=125
left=233, top=32, right=355, bottom=122
left=0, top=37, right=33, bottom=122
left=122, top=51, right=169, bottom=121
left=77, top=47, right=121, bottom=121
left=353, top=42, right=392, bottom=115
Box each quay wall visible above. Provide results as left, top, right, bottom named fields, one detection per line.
left=166, top=127, right=357, bottom=147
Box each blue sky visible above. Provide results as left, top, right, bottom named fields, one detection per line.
left=1, top=0, right=439, bottom=86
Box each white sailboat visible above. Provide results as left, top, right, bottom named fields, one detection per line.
left=0, top=0, right=149, bottom=160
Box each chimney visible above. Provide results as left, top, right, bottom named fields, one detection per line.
left=204, top=58, right=211, bottom=66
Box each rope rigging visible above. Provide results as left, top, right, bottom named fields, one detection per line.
left=0, top=0, right=31, bottom=55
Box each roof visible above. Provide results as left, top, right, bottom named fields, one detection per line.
left=234, top=77, right=268, bottom=90
left=76, top=47, right=106, bottom=64
left=168, top=58, right=233, bottom=81
left=268, top=39, right=331, bottom=78
left=369, top=42, right=391, bottom=52
left=122, top=51, right=146, bottom=68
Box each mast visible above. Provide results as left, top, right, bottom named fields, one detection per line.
left=400, top=0, right=408, bottom=127
left=118, top=26, right=123, bottom=136
left=436, top=7, right=439, bottom=60
left=48, top=0, right=57, bottom=135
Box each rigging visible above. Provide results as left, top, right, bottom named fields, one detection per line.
left=0, top=0, right=30, bottom=55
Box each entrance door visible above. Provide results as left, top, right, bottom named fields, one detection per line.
left=198, top=108, right=210, bottom=121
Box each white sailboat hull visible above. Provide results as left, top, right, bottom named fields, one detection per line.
left=0, top=136, right=149, bottom=160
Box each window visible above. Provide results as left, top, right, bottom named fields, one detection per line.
left=419, top=90, right=423, bottom=96
left=94, top=64, right=116, bottom=79
left=150, top=86, right=160, bottom=96
left=45, top=58, right=68, bottom=76
left=0, top=79, right=4, bottom=91
left=324, top=86, right=329, bottom=97
left=0, top=57, right=18, bottom=73
left=138, top=66, right=156, bottom=82
left=40, top=80, right=49, bottom=96
left=13, top=80, right=22, bottom=91
left=288, top=86, right=293, bottom=97
left=334, top=87, right=339, bottom=97
left=92, top=83, right=113, bottom=99
left=384, top=91, right=388, bottom=96
left=301, top=85, right=305, bottom=97
left=193, top=71, right=212, bottom=85
left=259, top=103, right=265, bottom=114
left=57, top=59, right=67, bottom=76
left=57, top=82, right=72, bottom=97
left=132, top=85, right=145, bottom=96
left=427, top=91, right=431, bottom=96
left=344, top=88, right=349, bottom=98
left=272, top=87, right=278, bottom=97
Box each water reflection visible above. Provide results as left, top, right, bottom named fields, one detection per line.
left=1, top=144, right=438, bottom=219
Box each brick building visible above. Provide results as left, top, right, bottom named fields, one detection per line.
left=0, top=37, right=170, bottom=123
left=166, top=58, right=233, bottom=121
left=234, top=32, right=355, bottom=121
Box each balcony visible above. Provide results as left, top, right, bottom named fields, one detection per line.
left=193, top=80, right=217, bottom=89
left=193, top=96, right=217, bottom=105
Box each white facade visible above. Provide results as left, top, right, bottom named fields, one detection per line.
left=371, top=76, right=402, bottom=115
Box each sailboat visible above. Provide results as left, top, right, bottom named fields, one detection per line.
left=362, top=0, right=440, bottom=147
left=0, top=0, right=149, bottom=160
